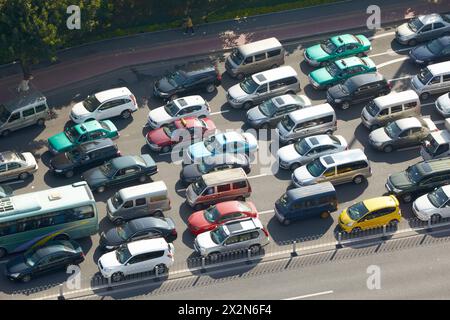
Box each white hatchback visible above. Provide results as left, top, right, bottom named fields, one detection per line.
left=147, top=95, right=210, bottom=128
left=70, top=87, right=138, bottom=123
left=97, top=238, right=174, bottom=282
left=412, top=185, right=450, bottom=221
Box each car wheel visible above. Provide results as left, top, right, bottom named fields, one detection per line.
left=205, top=84, right=215, bottom=93
left=402, top=193, right=412, bottom=203
left=237, top=196, right=246, bottom=201
left=243, top=101, right=253, bottom=110
left=37, top=118, right=46, bottom=126
left=340, top=101, right=350, bottom=110
left=21, top=275, right=32, bottom=283
left=420, top=92, right=430, bottom=100
left=353, top=175, right=364, bottom=185
left=290, top=163, right=300, bottom=171
left=326, top=129, right=334, bottom=135
left=388, top=219, right=399, bottom=228
left=1, top=130, right=10, bottom=137
left=161, top=145, right=172, bottom=153
left=236, top=73, right=245, bottom=80
left=155, top=264, right=167, bottom=274
left=96, top=186, right=106, bottom=193
left=111, top=272, right=124, bottom=282
left=19, top=172, right=29, bottom=180
left=121, top=110, right=132, bottom=119
left=139, top=175, right=147, bottom=183
left=351, top=227, right=362, bottom=234
left=320, top=211, right=330, bottom=219
left=383, top=145, right=393, bottom=153
left=408, top=39, right=417, bottom=46
left=153, top=210, right=164, bottom=218
left=64, top=170, right=74, bottom=178
left=249, top=244, right=261, bottom=254
left=0, top=248, right=7, bottom=259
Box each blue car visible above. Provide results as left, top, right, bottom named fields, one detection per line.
left=185, top=132, right=258, bottom=164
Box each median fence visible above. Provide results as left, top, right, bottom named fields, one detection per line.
left=12, top=215, right=450, bottom=300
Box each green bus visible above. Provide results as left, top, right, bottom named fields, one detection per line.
left=0, top=181, right=99, bottom=258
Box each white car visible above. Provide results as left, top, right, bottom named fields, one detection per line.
left=97, top=238, right=174, bottom=282
left=70, top=87, right=138, bottom=123
left=147, top=95, right=210, bottom=128
left=277, top=134, right=347, bottom=170
left=412, top=185, right=450, bottom=221
left=435, top=92, right=450, bottom=117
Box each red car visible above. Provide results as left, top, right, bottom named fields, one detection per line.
left=188, top=200, right=258, bottom=235
left=146, top=117, right=216, bottom=153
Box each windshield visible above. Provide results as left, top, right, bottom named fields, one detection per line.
left=0, top=104, right=11, bottom=123
left=428, top=187, right=449, bottom=208
left=115, top=245, right=132, bottom=264
left=240, top=77, right=259, bottom=94
left=82, top=95, right=102, bottom=112
left=366, top=100, right=380, bottom=117
left=162, top=122, right=177, bottom=137
left=230, top=49, right=244, bottom=65
left=65, top=126, right=81, bottom=142
left=294, top=139, right=311, bottom=155
left=24, top=250, right=42, bottom=267
left=192, top=179, right=207, bottom=195
left=204, top=135, right=221, bottom=152
left=326, top=63, right=340, bottom=77
left=258, top=99, right=278, bottom=117
left=164, top=102, right=180, bottom=117
left=426, top=39, right=444, bottom=55
left=408, top=18, right=424, bottom=32
left=384, top=121, right=402, bottom=138
left=320, top=39, right=337, bottom=54
left=306, top=158, right=326, bottom=177
left=111, top=193, right=124, bottom=209
left=66, top=148, right=81, bottom=162
left=406, top=165, right=422, bottom=184
left=167, top=71, right=186, bottom=87
left=347, top=202, right=369, bottom=221
left=210, top=226, right=228, bottom=244
left=423, top=136, right=440, bottom=155
left=100, top=161, right=115, bottom=177
left=417, top=68, right=433, bottom=85
left=204, top=206, right=220, bottom=223
left=280, top=115, right=295, bottom=132
left=116, top=225, right=132, bottom=240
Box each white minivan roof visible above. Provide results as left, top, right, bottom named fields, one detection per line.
left=289, top=103, right=335, bottom=123
left=427, top=61, right=450, bottom=76
left=320, top=149, right=368, bottom=168
left=252, top=66, right=297, bottom=84
left=238, top=37, right=283, bottom=56
left=374, top=90, right=419, bottom=107
left=118, top=181, right=168, bottom=200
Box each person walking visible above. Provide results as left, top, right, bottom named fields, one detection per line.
left=184, top=16, right=195, bottom=35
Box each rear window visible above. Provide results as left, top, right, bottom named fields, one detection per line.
left=233, top=181, right=248, bottom=189
left=268, top=49, right=282, bottom=57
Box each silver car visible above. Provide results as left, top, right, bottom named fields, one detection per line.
left=435, top=92, right=450, bottom=117
left=0, top=151, right=38, bottom=182
left=396, top=14, right=450, bottom=46
left=369, top=117, right=437, bottom=153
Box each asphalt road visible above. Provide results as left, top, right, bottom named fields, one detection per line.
left=0, top=23, right=448, bottom=298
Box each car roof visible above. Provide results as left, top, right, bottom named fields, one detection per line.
left=76, top=120, right=103, bottom=133
left=216, top=132, right=245, bottom=144
left=363, top=196, right=397, bottom=211
left=174, top=95, right=206, bottom=108
left=436, top=36, right=450, bottom=46
left=180, top=63, right=216, bottom=75
left=2, top=89, right=47, bottom=112
left=374, top=90, right=419, bottom=106
left=110, top=155, right=142, bottom=169
left=127, top=237, right=168, bottom=256
left=118, top=181, right=167, bottom=200
left=394, top=117, right=422, bottom=130
left=215, top=201, right=252, bottom=214
left=416, top=157, right=450, bottom=175
left=222, top=217, right=263, bottom=235
left=289, top=103, right=334, bottom=122
left=128, top=216, right=168, bottom=231
left=305, top=134, right=339, bottom=147
left=287, top=182, right=335, bottom=201
left=428, top=130, right=450, bottom=144
left=418, top=13, right=446, bottom=25
left=202, top=153, right=248, bottom=166
left=330, top=34, right=359, bottom=46
left=345, top=72, right=385, bottom=87
left=427, top=61, right=450, bottom=76
left=238, top=37, right=282, bottom=56
left=252, top=66, right=297, bottom=84
left=0, top=151, right=21, bottom=164
left=320, top=149, right=367, bottom=168
left=78, top=138, right=115, bottom=153
left=335, top=56, right=365, bottom=69
left=271, top=94, right=307, bottom=108
left=94, top=87, right=132, bottom=103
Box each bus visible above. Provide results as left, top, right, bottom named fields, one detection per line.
left=0, top=181, right=99, bottom=258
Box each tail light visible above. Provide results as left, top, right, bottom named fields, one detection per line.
left=117, top=150, right=122, bottom=156
left=171, top=229, right=177, bottom=236
left=130, top=94, right=137, bottom=107
left=262, top=228, right=269, bottom=237
left=167, top=252, right=173, bottom=258
left=388, top=82, right=393, bottom=89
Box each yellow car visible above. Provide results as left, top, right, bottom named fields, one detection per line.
left=338, top=195, right=401, bottom=233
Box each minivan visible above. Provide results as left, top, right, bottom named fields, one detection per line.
left=227, top=66, right=300, bottom=109
left=0, top=90, right=50, bottom=137
left=361, top=90, right=421, bottom=130
left=106, top=181, right=171, bottom=225
left=421, top=118, right=450, bottom=160
left=292, top=149, right=372, bottom=187
left=185, top=168, right=251, bottom=210
left=225, top=37, right=285, bottom=80
left=274, top=182, right=337, bottom=225
left=276, top=103, right=337, bottom=144
left=411, top=61, right=450, bottom=100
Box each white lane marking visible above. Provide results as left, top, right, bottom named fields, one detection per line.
left=434, top=120, right=445, bottom=125
left=247, top=173, right=269, bottom=180
left=210, top=110, right=231, bottom=116
left=283, top=290, right=334, bottom=300
left=369, top=47, right=411, bottom=58
left=388, top=75, right=412, bottom=82
left=376, top=56, right=409, bottom=69
left=259, top=209, right=274, bottom=215
left=367, top=31, right=396, bottom=40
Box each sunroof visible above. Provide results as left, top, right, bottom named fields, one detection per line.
left=309, top=137, right=319, bottom=145
left=177, top=99, right=187, bottom=107
left=274, top=97, right=284, bottom=105
left=323, top=156, right=334, bottom=165
left=421, top=162, right=432, bottom=173
left=255, top=74, right=267, bottom=82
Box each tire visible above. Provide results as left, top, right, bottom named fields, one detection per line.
left=402, top=193, right=412, bottom=203
left=18, top=172, right=29, bottom=180
left=205, top=84, right=215, bottom=93
left=290, top=163, right=300, bottom=171
left=155, top=264, right=167, bottom=274
left=353, top=175, right=364, bottom=185
left=153, top=210, right=164, bottom=218
left=111, top=272, right=124, bottom=282
left=243, top=101, right=253, bottom=110
left=21, top=275, right=32, bottom=283
left=96, top=186, right=106, bottom=193
left=383, top=145, right=393, bottom=153
left=326, top=130, right=334, bottom=135
left=64, top=170, right=74, bottom=178
left=408, top=39, right=417, bottom=46
left=340, top=101, right=350, bottom=110
left=249, top=244, right=261, bottom=254
left=161, top=145, right=172, bottom=153
left=0, top=247, right=7, bottom=259
left=85, top=119, right=95, bottom=123
left=285, top=90, right=295, bottom=95
left=121, top=110, right=132, bottom=119
left=1, top=130, right=10, bottom=137
left=113, top=218, right=125, bottom=225
left=37, top=118, right=46, bottom=126
left=139, top=175, right=147, bottom=183
left=420, top=92, right=430, bottom=100
left=320, top=211, right=330, bottom=219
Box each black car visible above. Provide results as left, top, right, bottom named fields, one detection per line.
left=5, top=240, right=84, bottom=283
left=409, top=36, right=450, bottom=65
left=326, top=73, right=391, bottom=110
left=49, top=138, right=120, bottom=178
left=82, top=154, right=158, bottom=193
left=180, top=153, right=251, bottom=186
left=153, top=63, right=221, bottom=100
left=99, top=217, right=177, bottom=250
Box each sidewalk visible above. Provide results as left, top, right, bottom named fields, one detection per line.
left=1, top=0, right=449, bottom=102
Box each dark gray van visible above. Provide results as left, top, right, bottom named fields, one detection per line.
left=274, top=182, right=337, bottom=225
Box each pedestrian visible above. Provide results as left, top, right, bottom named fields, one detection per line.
left=184, top=15, right=194, bottom=35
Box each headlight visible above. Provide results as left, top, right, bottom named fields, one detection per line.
left=346, top=222, right=354, bottom=227
left=9, top=273, right=20, bottom=278
left=54, top=169, right=63, bottom=173
left=334, top=99, right=342, bottom=103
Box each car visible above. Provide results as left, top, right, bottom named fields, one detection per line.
left=194, top=217, right=269, bottom=258
left=153, top=63, right=221, bottom=100
left=180, top=153, right=251, bottom=186
left=435, top=92, right=450, bottom=117
left=82, top=154, right=158, bottom=193
left=146, top=117, right=216, bottom=153
left=338, top=196, right=401, bottom=233
left=147, top=95, right=210, bottom=129
left=99, top=217, right=177, bottom=251
left=409, top=36, right=450, bottom=65
left=0, top=151, right=38, bottom=182
left=184, top=131, right=258, bottom=164
left=69, top=87, right=138, bottom=123
left=303, top=33, right=371, bottom=67
left=396, top=13, right=450, bottom=46
left=368, top=117, right=438, bottom=153
left=326, top=72, right=391, bottom=110
left=188, top=201, right=259, bottom=235
left=385, top=157, right=450, bottom=203
left=97, top=238, right=174, bottom=282
left=308, top=56, right=377, bottom=89
left=48, top=120, right=119, bottom=154
left=49, top=138, right=121, bottom=178
left=277, top=134, right=348, bottom=170
left=5, top=240, right=84, bottom=283
left=246, top=94, right=311, bottom=129
left=413, top=185, right=450, bottom=221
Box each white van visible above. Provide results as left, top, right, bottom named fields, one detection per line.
left=276, top=103, right=337, bottom=144
left=411, top=61, right=450, bottom=100
left=361, top=90, right=421, bottom=130
left=225, top=37, right=285, bottom=80
left=106, top=181, right=171, bottom=224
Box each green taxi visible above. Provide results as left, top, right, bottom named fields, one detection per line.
left=308, top=56, right=377, bottom=89
left=304, top=34, right=372, bottom=67
left=48, top=120, right=119, bottom=154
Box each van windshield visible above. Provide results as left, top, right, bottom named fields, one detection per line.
left=346, top=202, right=369, bottom=221
left=366, top=101, right=380, bottom=117
left=210, top=226, right=228, bottom=244
left=192, top=179, right=207, bottom=195
left=422, top=136, right=440, bottom=155
left=280, top=115, right=295, bottom=132
left=83, top=95, right=102, bottom=112
left=306, top=158, right=326, bottom=177
left=230, top=49, right=245, bottom=65
left=240, top=77, right=259, bottom=94
left=417, top=68, right=433, bottom=85
left=112, top=193, right=124, bottom=209
left=384, top=121, right=402, bottom=138
left=0, top=104, right=11, bottom=123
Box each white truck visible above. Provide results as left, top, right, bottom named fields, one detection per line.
left=420, top=118, right=450, bottom=160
